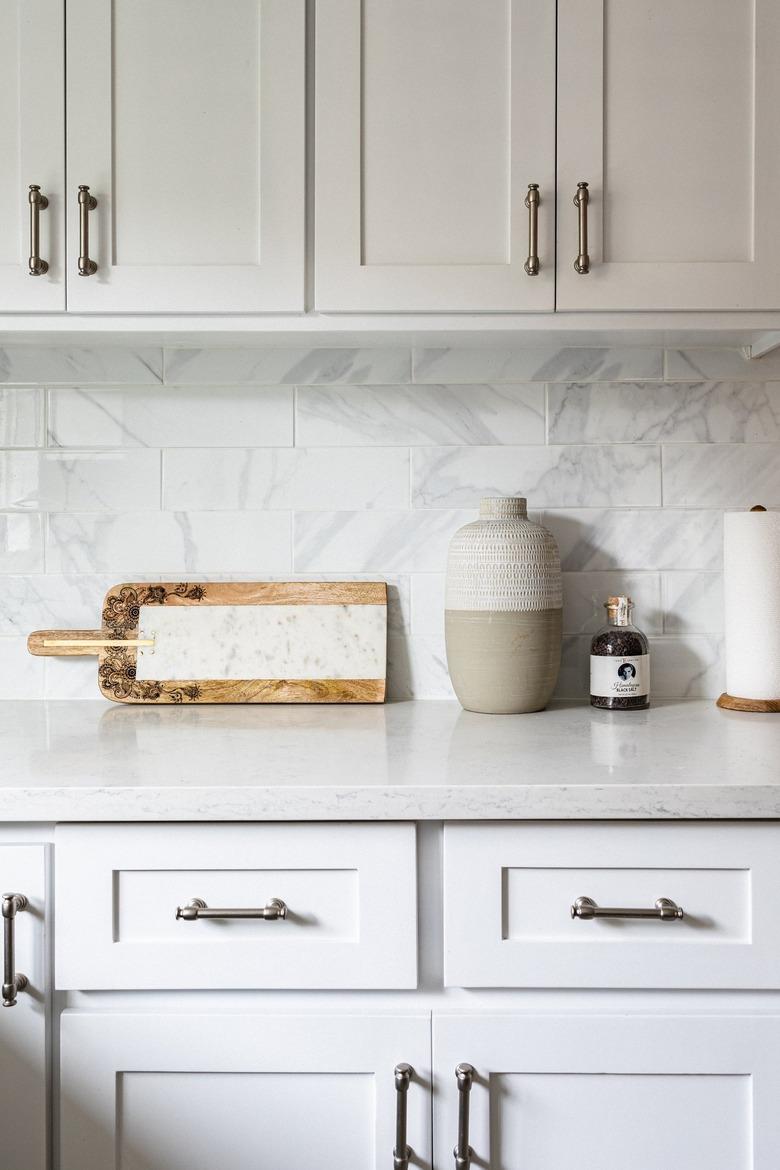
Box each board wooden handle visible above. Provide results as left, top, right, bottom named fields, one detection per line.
left=27, top=630, right=154, bottom=657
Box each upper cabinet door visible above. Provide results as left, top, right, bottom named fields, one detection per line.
left=0, top=0, right=64, bottom=311
left=315, top=0, right=555, bottom=312
left=66, top=0, right=304, bottom=313
left=558, top=0, right=780, bottom=310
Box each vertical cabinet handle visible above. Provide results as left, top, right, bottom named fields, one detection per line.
left=524, top=183, right=540, bottom=275
left=28, top=186, right=49, bottom=276
left=2, top=894, right=29, bottom=1007
left=573, top=181, right=590, bottom=273
left=77, top=185, right=98, bottom=276
left=393, top=1063, right=413, bottom=1170
left=454, top=1063, right=474, bottom=1170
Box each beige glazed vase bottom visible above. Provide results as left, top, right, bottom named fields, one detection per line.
left=445, top=609, right=562, bottom=714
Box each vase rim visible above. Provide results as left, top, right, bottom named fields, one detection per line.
left=480, top=496, right=528, bottom=518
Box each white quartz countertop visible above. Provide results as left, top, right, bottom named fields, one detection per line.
left=1, top=699, right=779, bottom=822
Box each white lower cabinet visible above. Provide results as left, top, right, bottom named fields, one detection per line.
left=60, top=1012, right=432, bottom=1170
left=434, top=1014, right=780, bottom=1170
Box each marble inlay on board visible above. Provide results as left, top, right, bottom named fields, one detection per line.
left=164, top=347, right=411, bottom=385
left=135, top=604, right=386, bottom=681
left=412, top=346, right=663, bottom=384
left=662, top=445, right=780, bottom=507
left=296, top=384, right=545, bottom=446
left=0, top=347, right=162, bottom=384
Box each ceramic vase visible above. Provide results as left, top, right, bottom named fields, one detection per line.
left=445, top=496, right=562, bottom=714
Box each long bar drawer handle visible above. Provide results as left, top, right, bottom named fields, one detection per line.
left=454, top=1063, right=475, bottom=1170
left=175, top=897, right=288, bottom=922
left=2, top=894, right=29, bottom=1007
left=524, top=183, right=540, bottom=275
left=28, top=185, right=49, bottom=276
left=571, top=896, right=684, bottom=921
left=77, top=185, right=98, bottom=276
left=573, top=180, right=590, bottom=273
left=394, top=1063, right=413, bottom=1170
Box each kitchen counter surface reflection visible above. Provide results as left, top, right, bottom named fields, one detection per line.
left=2, top=699, right=779, bottom=821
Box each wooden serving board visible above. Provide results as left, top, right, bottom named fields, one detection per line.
left=28, top=581, right=387, bottom=704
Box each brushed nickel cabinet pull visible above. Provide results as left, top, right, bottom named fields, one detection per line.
left=393, top=1063, right=413, bottom=1170
left=28, top=186, right=49, bottom=275
left=175, top=897, right=288, bottom=921
left=571, top=896, right=684, bottom=921
left=77, top=185, right=97, bottom=276
left=573, top=180, right=590, bottom=273
left=524, top=183, right=540, bottom=275
left=454, top=1063, right=474, bottom=1170
left=2, top=894, right=29, bottom=1007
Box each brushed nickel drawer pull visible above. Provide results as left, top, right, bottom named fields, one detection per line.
left=2, top=894, right=29, bottom=1007
left=573, top=180, right=590, bottom=273
left=175, top=897, right=288, bottom=922
left=28, top=185, right=49, bottom=276
left=454, top=1063, right=474, bottom=1170
left=524, top=183, right=540, bottom=275
left=77, top=185, right=98, bottom=276
left=571, top=896, right=684, bottom=921
left=393, top=1063, right=413, bottom=1170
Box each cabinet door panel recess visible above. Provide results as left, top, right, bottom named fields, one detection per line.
left=316, top=0, right=555, bottom=311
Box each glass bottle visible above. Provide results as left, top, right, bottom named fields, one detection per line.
left=590, top=595, right=650, bottom=710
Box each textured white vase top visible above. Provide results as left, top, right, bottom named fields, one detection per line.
left=445, top=496, right=563, bottom=612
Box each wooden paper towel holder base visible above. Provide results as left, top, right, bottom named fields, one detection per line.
left=717, top=693, right=780, bottom=713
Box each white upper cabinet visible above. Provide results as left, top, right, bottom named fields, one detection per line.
left=65, top=0, right=305, bottom=312
left=0, top=0, right=64, bottom=311
left=557, top=0, right=780, bottom=310
left=315, top=0, right=556, bottom=312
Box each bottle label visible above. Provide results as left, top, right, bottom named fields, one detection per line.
left=590, top=655, right=649, bottom=699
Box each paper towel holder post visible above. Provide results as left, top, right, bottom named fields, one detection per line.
left=717, top=503, right=780, bottom=712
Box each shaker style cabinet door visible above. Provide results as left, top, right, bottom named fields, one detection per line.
left=435, top=1014, right=780, bottom=1170
left=557, top=0, right=780, bottom=310
left=315, top=0, right=555, bottom=311
left=61, top=1013, right=432, bottom=1170
left=0, top=0, right=64, bottom=311
left=65, top=0, right=304, bottom=312
left=0, top=845, right=49, bottom=1170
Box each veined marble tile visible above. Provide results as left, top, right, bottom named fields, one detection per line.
left=48, top=387, right=293, bottom=448
left=43, top=655, right=97, bottom=700
left=164, top=347, right=411, bottom=386
left=412, top=346, right=663, bottom=384
left=296, top=383, right=545, bottom=446
left=0, top=389, right=43, bottom=446
left=665, top=348, right=780, bottom=381
left=0, top=513, right=44, bottom=573
left=0, top=450, right=161, bottom=512
left=662, top=445, right=780, bottom=507
left=411, top=574, right=446, bottom=637
left=554, top=635, right=589, bottom=699
left=412, top=445, right=661, bottom=508
left=562, top=572, right=662, bottom=635
left=387, top=634, right=454, bottom=700
left=662, top=572, right=724, bottom=634
left=163, top=447, right=409, bottom=511
left=0, top=347, right=162, bottom=385
left=294, top=509, right=475, bottom=573
left=0, top=638, right=44, bottom=699
left=542, top=509, right=723, bottom=572
left=648, top=634, right=724, bottom=698
left=46, top=511, right=292, bottom=574
left=548, top=382, right=780, bottom=444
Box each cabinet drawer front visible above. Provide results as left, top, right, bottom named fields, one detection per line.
left=56, top=824, right=416, bottom=989
left=444, top=822, right=780, bottom=988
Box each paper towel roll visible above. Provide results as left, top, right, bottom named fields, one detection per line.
left=724, top=509, right=780, bottom=700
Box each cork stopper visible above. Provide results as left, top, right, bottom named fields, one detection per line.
left=605, top=595, right=633, bottom=626
left=480, top=496, right=528, bottom=519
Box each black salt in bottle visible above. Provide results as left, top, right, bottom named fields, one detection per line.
left=590, top=595, right=650, bottom=710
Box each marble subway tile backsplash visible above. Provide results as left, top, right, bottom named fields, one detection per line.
left=0, top=342, right=772, bottom=700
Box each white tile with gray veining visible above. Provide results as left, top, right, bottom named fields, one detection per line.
left=0, top=389, right=43, bottom=447
left=386, top=634, right=453, bottom=700
left=46, top=511, right=292, bottom=574
left=413, top=347, right=663, bottom=384
left=661, top=572, right=724, bottom=633
left=0, top=450, right=161, bottom=511
left=666, top=348, right=780, bottom=381
left=163, top=447, right=409, bottom=511
left=48, top=387, right=294, bottom=448
left=662, top=444, right=780, bottom=507
left=542, top=508, right=723, bottom=571
left=164, top=347, right=411, bottom=385
left=0, top=513, right=44, bottom=573
left=295, top=510, right=475, bottom=573
left=296, top=384, right=545, bottom=446
left=562, top=572, right=663, bottom=634
left=548, top=382, right=780, bottom=443
left=0, top=638, right=44, bottom=699
left=412, top=445, right=661, bottom=507
left=0, top=347, right=163, bottom=384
